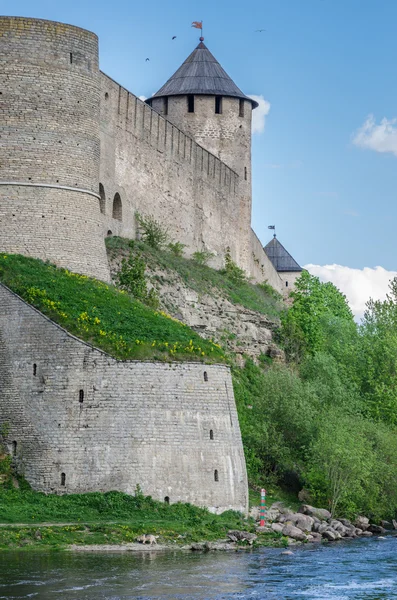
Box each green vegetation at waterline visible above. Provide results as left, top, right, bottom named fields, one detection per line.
left=235, top=270, right=397, bottom=521
left=0, top=488, right=280, bottom=550
left=0, top=254, right=224, bottom=363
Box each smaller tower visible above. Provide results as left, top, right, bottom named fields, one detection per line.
left=264, top=236, right=302, bottom=294
left=147, top=41, right=258, bottom=272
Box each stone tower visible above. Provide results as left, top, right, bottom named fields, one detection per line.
left=147, top=41, right=258, bottom=271
left=0, top=17, right=110, bottom=281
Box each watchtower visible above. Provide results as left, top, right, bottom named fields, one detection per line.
left=147, top=41, right=258, bottom=270
left=0, top=17, right=110, bottom=281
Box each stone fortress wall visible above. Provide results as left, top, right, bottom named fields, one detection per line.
left=0, top=17, right=110, bottom=282
left=99, top=76, right=282, bottom=289
left=0, top=283, right=248, bottom=514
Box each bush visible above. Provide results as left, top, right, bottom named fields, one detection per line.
left=135, top=212, right=169, bottom=249
left=222, top=248, right=247, bottom=284
left=168, top=242, right=186, bottom=257
left=192, top=250, right=214, bottom=266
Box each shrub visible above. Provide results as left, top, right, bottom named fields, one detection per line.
left=168, top=242, right=186, bottom=257
left=222, top=248, right=247, bottom=285
left=135, top=212, right=169, bottom=249
left=192, top=250, right=214, bottom=266
left=116, top=252, right=159, bottom=308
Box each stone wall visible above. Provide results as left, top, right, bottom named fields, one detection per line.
left=0, top=283, right=248, bottom=514
left=0, top=17, right=110, bottom=282
left=99, top=74, right=281, bottom=288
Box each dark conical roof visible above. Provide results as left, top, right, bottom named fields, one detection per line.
left=264, top=237, right=302, bottom=272
left=149, top=42, right=258, bottom=108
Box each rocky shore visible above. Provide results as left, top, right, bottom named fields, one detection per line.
left=255, top=502, right=395, bottom=544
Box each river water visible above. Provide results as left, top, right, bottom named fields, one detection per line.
left=1, top=536, right=396, bottom=599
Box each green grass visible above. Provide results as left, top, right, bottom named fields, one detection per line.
left=0, top=254, right=225, bottom=363
left=0, top=488, right=282, bottom=550
left=106, top=237, right=283, bottom=319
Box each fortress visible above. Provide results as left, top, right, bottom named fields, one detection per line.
left=0, top=16, right=301, bottom=513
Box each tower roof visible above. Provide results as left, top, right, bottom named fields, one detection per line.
left=264, top=237, right=302, bottom=273
left=148, top=42, right=258, bottom=108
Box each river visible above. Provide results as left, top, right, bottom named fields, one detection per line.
left=0, top=536, right=396, bottom=599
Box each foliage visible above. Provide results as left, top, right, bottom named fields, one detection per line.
left=168, top=242, right=186, bottom=257
left=192, top=250, right=214, bottom=266
left=359, top=277, right=397, bottom=424
left=221, top=247, right=247, bottom=285
left=116, top=251, right=159, bottom=309
left=0, top=254, right=224, bottom=363
left=280, top=270, right=355, bottom=360
left=0, top=489, right=287, bottom=550
left=135, top=212, right=169, bottom=249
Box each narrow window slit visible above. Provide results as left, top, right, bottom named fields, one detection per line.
left=79, top=389, right=84, bottom=403
left=204, top=371, right=208, bottom=382
left=61, top=472, right=66, bottom=486
left=239, top=99, right=244, bottom=117
left=214, top=469, right=219, bottom=482
left=33, top=363, right=37, bottom=376
left=210, top=430, right=214, bottom=440
left=12, top=441, right=17, bottom=456
left=215, top=96, right=222, bottom=114
left=69, top=53, right=73, bottom=64
left=187, top=95, right=194, bottom=113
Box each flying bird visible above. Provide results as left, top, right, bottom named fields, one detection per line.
left=145, top=58, right=150, bottom=61
left=172, top=36, right=177, bottom=40
left=255, top=29, right=266, bottom=32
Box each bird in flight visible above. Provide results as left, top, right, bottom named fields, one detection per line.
left=145, top=58, right=150, bottom=61
left=172, top=36, right=177, bottom=40
left=255, top=29, right=266, bottom=32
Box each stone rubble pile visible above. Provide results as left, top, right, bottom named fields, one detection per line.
left=255, top=503, right=394, bottom=544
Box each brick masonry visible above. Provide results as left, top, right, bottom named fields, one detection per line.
left=0, top=283, right=248, bottom=514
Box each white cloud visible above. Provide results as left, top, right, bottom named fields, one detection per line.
left=304, top=263, right=397, bottom=320
left=138, top=95, right=147, bottom=102
left=249, top=95, right=271, bottom=134
left=352, top=114, right=397, bottom=156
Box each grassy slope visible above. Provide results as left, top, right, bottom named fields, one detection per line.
left=0, top=254, right=224, bottom=363
left=106, top=237, right=283, bottom=319
left=0, top=251, right=288, bottom=549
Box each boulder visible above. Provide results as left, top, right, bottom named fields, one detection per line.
left=354, top=516, right=369, bottom=531
left=367, top=524, right=386, bottom=535
left=392, top=519, right=397, bottom=530
left=249, top=507, right=261, bottom=521
left=381, top=520, right=393, bottom=530
left=282, top=524, right=307, bottom=541
left=281, top=550, right=294, bottom=555
left=227, top=530, right=257, bottom=545
left=322, top=529, right=338, bottom=541
left=360, top=531, right=373, bottom=537
left=298, top=504, right=332, bottom=521
left=271, top=523, right=284, bottom=534
left=339, top=518, right=353, bottom=528
left=293, top=514, right=315, bottom=532
left=318, top=522, right=329, bottom=535
left=309, top=532, right=323, bottom=543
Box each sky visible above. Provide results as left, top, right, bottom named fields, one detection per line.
left=4, top=0, right=397, bottom=318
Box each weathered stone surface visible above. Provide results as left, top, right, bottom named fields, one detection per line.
left=322, top=530, right=338, bottom=541
left=227, top=530, right=257, bottom=544
left=298, top=504, right=332, bottom=521
left=0, top=284, right=248, bottom=514
left=282, top=525, right=307, bottom=541
left=271, top=523, right=284, bottom=534
left=367, top=525, right=387, bottom=535
left=354, top=516, right=369, bottom=530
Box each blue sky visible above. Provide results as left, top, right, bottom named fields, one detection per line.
left=4, top=0, right=397, bottom=315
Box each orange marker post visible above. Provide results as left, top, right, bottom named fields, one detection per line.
left=260, top=488, right=266, bottom=526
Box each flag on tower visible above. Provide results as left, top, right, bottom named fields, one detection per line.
left=268, top=225, right=275, bottom=230
left=191, top=21, right=203, bottom=29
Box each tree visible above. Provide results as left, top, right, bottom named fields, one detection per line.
left=280, top=270, right=355, bottom=360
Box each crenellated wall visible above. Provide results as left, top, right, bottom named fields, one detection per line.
left=0, top=283, right=248, bottom=514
